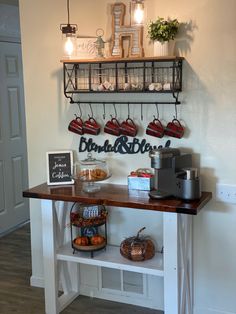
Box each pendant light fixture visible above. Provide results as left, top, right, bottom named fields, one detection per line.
left=60, top=0, right=78, bottom=58
left=131, top=0, right=144, bottom=25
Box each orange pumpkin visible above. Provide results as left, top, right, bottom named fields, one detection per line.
left=90, top=234, right=105, bottom=245
left=74, top=236, right=89, bottom=246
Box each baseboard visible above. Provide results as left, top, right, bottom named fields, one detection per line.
left=30, top=277, right=162, bottom=310
left=30, top=275, right=44, bottom=288
left=0, top=220, right=30, bottom=238
left=30, top=276, right=235, bottom=314
left=80, top=285, right=163, bottom=311
left=194, top=307, right=236, bottom=314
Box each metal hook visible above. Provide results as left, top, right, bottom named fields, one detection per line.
left=88, top=103, right=93, bottom=118
left=127, top=102, right=130, bottom=119
left=77, top=102, right=82, bottom=118
left=103, top=103, right=106, bottom=120
left=140, top=103, right=143, bottom=121
left=113, top=103, right=117, bottom=118
left=155, top=103, right=160, bottom=120
left=174, top=102, right=178, bottom=120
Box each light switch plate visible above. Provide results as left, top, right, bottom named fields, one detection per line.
left=215, top=184, right=236, bottom=204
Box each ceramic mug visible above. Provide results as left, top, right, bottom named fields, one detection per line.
left=165, top=119, right=184, bottom=138
left=68, top=116, right=84, bottom=135
left=120, top=118, right=138, bottom=137
left=104, top=117, right=121, bottom=136
left=83, top=117, right=101, bottom=135
left=146, top=118, right=165, bottom=138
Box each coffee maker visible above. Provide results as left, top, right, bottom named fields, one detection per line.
left=149, top=147, right=201, bottom=200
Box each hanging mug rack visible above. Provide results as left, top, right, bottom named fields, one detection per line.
left=68, top=101, right=185, bottom=139
left=63, top=56, right=185, bottom=138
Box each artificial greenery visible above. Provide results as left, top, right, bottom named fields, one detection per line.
left=147, top=17, right=179, bottom=42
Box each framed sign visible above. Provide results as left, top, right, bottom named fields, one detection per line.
left=46, top=151, right=74, bottom=185
left=76, top=37, right=97, bottom=59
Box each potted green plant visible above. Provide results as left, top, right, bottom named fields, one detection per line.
left=147, top=17, right=179, bottom=56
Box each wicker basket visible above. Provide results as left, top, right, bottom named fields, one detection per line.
left=120, top=227, right=155, bottom=261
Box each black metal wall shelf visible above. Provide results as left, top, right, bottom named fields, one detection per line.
left=61, top=56, right=184, bottom=105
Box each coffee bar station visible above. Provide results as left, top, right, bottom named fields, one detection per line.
left=22, top=65, right=213, bottom=311
left=23, top=145, right=212, bottom=314
left=22, top=2, right=213, bottom=314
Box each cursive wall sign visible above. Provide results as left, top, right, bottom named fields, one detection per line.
left=46, top=151, right=74, bottom=185
left=78, top=136, right=171, bottom=154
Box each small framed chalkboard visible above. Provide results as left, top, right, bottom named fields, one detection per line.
left=46, top=151, right=74, bottom=185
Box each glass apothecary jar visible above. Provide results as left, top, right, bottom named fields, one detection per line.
left=73, top=153, right=111, bottom=192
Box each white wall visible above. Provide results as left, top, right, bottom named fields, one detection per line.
left=19, top=0, right=236, bottom=313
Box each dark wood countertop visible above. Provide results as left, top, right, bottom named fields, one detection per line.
left=23, top=181, right=212, bottom=215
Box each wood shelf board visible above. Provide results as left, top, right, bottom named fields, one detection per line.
left=23, top=182, right=212, bottom=215
left=61, top=56, right=184, bottom=64
left=64, top=90, right=180, bottom=94
left=57, top=243, right=164, bottom=277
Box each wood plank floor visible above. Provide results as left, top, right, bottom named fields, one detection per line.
left=0, top=224, right=163, bottom=314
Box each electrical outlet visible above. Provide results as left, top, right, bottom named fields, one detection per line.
left=215, top=184, right=236, bottom=204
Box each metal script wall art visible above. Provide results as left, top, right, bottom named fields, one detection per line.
left=78, top=136, right=171, bottom=154
left=110, top=3, right=144, bottom=58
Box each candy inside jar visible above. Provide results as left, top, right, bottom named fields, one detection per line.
left=73, top=153, right=111, bottom=192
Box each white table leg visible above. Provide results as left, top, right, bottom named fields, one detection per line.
left=41, top=199, right=59, bottom=314
left=163, top=212, right=179, bottom=314
left=41, top=200, right=80, bottom=314
left=163, top=212, right=193, bottom=314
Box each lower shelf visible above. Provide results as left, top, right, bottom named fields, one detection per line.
left=57, top=243, right=164, bottom=277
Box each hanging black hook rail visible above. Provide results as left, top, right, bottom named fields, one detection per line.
left=71, top=100, right=180, bottom=105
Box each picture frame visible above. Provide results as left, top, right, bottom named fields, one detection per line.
left=76, top=37, right=97, bottom=59
left=46, top=150, right=74, bottom=186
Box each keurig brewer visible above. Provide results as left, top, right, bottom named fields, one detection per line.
left=149, top=147, right=201, bottom=200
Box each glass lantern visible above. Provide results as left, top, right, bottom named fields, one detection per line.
left=130, top=0, right=144, bottom=26
left=60, top=22, right=78, bottom=59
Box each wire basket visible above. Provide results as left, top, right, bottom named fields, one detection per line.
left=70, top=204, right=108, bottom=227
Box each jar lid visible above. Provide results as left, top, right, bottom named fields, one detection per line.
left=80, top=153, right=106, bottom=166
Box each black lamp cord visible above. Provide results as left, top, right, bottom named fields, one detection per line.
left=67, top=0, right=70, bottom=25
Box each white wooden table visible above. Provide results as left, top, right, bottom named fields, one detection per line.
left=23, top=182, right=212, bottom=314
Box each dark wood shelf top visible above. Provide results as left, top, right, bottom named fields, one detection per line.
left=60, top=56, right=184, bottom=64
left=23, top=182, right=212, bottom=215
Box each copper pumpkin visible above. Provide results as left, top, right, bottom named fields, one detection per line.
left=120, top=227, right=155, bottom=261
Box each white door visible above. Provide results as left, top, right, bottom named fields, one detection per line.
left=0, top=41, right=29, bottom=235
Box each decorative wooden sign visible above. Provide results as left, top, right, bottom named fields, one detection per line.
left=46, top=151, right=74, bottom=185
left=110, top=3, right=144, bottom=58
left=76, top=37, right=97, bottom=59
left=78, top=136, right=171, bottom=154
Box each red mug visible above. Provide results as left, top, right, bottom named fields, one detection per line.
left=146, top=118, right=165, bottom=138
left=104, top=117, right=121, bottom=136
left=68, top=116, right=84, bottom=135
left=165, top=119, right=184, bottom=138
left=83, top=117, right=101, bottom=135
left=120, top=118, right=138, bottom=137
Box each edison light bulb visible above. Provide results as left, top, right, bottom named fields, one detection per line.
left=134, top=3, right=144, bottom=24
left=64, top=36, right=74, bottom=57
